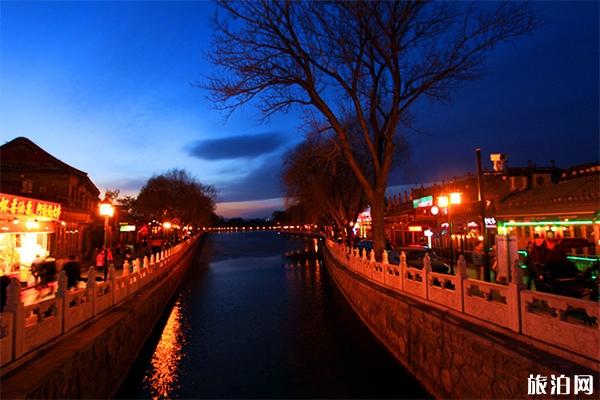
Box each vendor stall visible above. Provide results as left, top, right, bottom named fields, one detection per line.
left=0, top=193, right=61, bottom=282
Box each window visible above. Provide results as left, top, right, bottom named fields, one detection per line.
left=21, top=179, right=33, bottom=193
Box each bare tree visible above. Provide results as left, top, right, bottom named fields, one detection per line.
left=282, top=133, right=367, bottom=239
left=207, top=1, right=541, bottom=258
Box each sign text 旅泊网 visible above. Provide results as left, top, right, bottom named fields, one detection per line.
left=0, top=194, right=62, bottom=220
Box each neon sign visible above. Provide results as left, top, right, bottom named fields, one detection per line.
left=413, top=196, right=433, bottom=208
left=0, top=193, right=61, bottom=220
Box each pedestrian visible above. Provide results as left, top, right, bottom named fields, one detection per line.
left=472, top=241, right=485, bottom=279
left=31, top=254, right=44, bottom=286
left=526, top=234, right=548, bottom=289
left=62, top=256, right=83, bottom=289
left=95, top=248, right=104, bottom=276
left=103, top=246, right=114, bottom=281
left=545, top=237, right=577, bottom=279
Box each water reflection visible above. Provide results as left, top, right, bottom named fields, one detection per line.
left=143, top=297, right=186, bottom=399
left=120, top=232, right=430, bottom=399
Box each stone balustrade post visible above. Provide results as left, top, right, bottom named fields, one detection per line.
left=86, top=267, right=97, bottom=290
left=361, top=248, right=367, bottom=262
left=382, top=250, right=389, bottom=265
left=400, top=251, right=407, bottom=291
left=508, top=259, right=523, bottom=332
left=85, top=267, right=98, bottom=315
left=423, top=253, right=432, bottom=299
left=6, top=278, right=24, bottom=358
left=511, top=259, right=525, bottom=290
left=122, top=260, right=130, bottom=276
left=133, top=259, right=140, bottom=273
left=56, top=270, right=68, bottom=298
left=150, top=254, right=155, bottom=266
left=369, top=249, right=376, bottom=263
left=456, top=255, right=468, bottom=312
left=143, top=256, right=149, bottom=269
left=107, top=264, right=116, bottom=308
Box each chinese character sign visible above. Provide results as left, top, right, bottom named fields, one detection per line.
left=0, top=193, right=61, bottom=220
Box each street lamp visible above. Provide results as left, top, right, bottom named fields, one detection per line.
left=438, top=192, right=462, bottom=274
left=163, top=221, right=172, bottom=245
left=99, top=196, right=114, bottom=279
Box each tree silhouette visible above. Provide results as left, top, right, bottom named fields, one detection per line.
left=135, top=169, right=216, bottom=226
left=207, top=1, right=541, bottom=258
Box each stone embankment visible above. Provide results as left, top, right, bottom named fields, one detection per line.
left=323, top=241, right=599, bottom=399
left=0, top=236, right=202, bottom=399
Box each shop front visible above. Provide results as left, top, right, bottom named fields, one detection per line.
left=0, top=193, right=61, bottom=282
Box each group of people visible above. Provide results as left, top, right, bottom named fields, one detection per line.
left=525, top=233, right=579, bottom=289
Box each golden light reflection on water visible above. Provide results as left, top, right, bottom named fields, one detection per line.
left=143, top=298, right=185, bottom=399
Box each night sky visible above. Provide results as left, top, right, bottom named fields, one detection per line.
left=1, top=1, right=598, bottom=218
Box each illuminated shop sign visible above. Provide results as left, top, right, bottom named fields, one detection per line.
left=119, top=224, right=136, bottom=232
left=484, top=217, right=497, bottom=228
left=412, top=196, right=433, bottom=208
left=0, top=193, right=61, bottom=220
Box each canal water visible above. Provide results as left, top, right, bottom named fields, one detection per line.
left=116, top=232, right=430, bottom=399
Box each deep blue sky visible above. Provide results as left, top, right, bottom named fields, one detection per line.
left=1, top=1, right=598, bottom=218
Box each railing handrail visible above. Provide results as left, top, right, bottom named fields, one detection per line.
left=0, top=235, right=199, bottom=368
left=324, top=238, right=599, bottom=363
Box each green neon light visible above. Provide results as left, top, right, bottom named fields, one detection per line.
left=515, top=252, right=598, bottom=263
left=567, top=256, right=600, bottom=262
left=502, top=220, right=594, bottom=227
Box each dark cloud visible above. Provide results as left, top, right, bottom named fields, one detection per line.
left=187, top=132, right=287, bottom=160
left=218, top=154, right=284, bottom=202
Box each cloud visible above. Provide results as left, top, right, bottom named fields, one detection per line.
left=217, top=154, right=284, bottom=202
left=187, top=132, right=287, bottom=160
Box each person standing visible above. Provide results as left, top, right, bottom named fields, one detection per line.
left=95, top=248, right=105, bottom=278
left=472, top=241, right=485, bottom=280
left=62, top=256, right=83, bottom=289
left=526, top=234, right=548, bottom=289
left=102, top=246, right=113, bottom=281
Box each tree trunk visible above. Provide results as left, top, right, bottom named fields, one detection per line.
left=370, top=188, right=386, bottom=261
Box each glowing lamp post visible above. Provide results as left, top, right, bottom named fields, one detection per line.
left=99, top=197, right=115, bottom=249
left=163, top=221, right=172, bottom=245
left=438, top=192, right=462, bottom=273
left=98, top=197, right=115, bottom=280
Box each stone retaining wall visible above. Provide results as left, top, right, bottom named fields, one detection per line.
left=0, top=238, right=201, bottom=399
left=323, top=249, right=599, bottom=399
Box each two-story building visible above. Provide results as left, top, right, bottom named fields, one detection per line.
left=0, top=137, right=101, bottom=277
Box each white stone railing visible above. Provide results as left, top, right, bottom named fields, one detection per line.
left=61, top=284, right=93, bottom=333
left=463, top=279, right=519, bottom=331
left=325, top=239, right=599, bottom=362
left=427, top=271, right=462, bottom=312
left=18, top=297, right=62, bottom=358
left=0, top=235, right=199, bottom=367
left=520, top=290, right=599, bottom=359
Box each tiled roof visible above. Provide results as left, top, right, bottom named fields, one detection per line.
left=499, top=174, right=600, bottom=216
